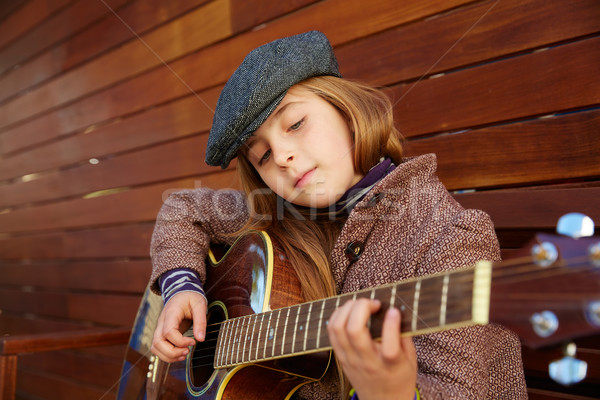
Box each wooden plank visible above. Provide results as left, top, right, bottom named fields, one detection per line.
left=454, top=186, right=600, bottom=230
left=0, top=0, right=73, bottom=52
left=392, top=36, right=600, bottom=137
left=0, top=133, right=217, bottom=208
left=0, top=0, right=131, bottom=75
left=0, top=223, right=154, bottom=259
left=229, top=0, right=319, bottom=33
left=0, top=260, right=150, bottom=293
left=0, top=289, right=140, bottom=326
left=17, top=368, right=115, bottom=400
left=0, top=0, right=233, bottom=131
left=0, top=329, right=129, bottom=356
left=0, top=170, right=238, bottom=234
left=403, top=109, right=600, bottom=190
left=337, top=0, right=600, bottom=86
left=17, top=349, right=126, bottom=390
left=0, top=315, right=99, bottom=335
left=0, top=0, right=474, bottom=155
left=0, top=88, right=220, bottom=182
left=0, top=0, right=211, bottom=104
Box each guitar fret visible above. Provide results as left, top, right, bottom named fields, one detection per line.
left=272, top=309, right=282, bottom=357
left=412, top=280, right=421, bottom=332
left=281, top=307, right=291, bottom=355
left=316, top=300, right=326, bottom=349
left=263, top=312, right=272, bottom=360
left=440, top=274, right=450, bottom=326
left=220, top=320, right=231, bottom=366
left=234, top=318, right=243, bottom=364
left=390, top=284, right=397, bottom=308
left=303, top=302, right=313, bottom=352
left=248, top=314, right=257, bottom=362
left=236, top=316, right=245, bottom=364
left=255, top=313, right=265, bottom=361
left=241, top=315, right=251, bottom=363
left=226, top=318, right=238, bottom=365
left=291, top=305, right=301, bottom=354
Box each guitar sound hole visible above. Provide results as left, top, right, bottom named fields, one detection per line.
left=190, top=304, right=225, bottom=388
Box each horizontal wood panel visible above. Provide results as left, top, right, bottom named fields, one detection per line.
left=0, top=315, right=93, bottom=335
left=0, top=0, right=130, bottom=75
left=454, top=186, right=600, bottom=230
left=0, top=133, right=215, bottom=208
left=19, top=350, right=124, bottom=389
left=17, top=368, right=115, bottom=400
left=338, top=0, right=600, bottom=86
left=0, top=223, right=154, bottom=260
left=229, top=0, right=319, bottom=33
left=0, top=289, right=139, bottom=326
left=0, top=170, right=238, bottom=234
left=0, top=260, right=150, bottom=293
left=404, top=109, right=600, bottom=190
left=0, top=0, right=211, bottom=104
left=393, top=36, right=600, bottom=137
left=0, top=0, right=232, bottom=131
left=0, top=0, right=72, bottom=52
left=0, top=0, right=473, bottom=155
left=0, top=88, right=220, bottom=183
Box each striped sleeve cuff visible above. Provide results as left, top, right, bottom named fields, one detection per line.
left=159, top=268, right=206, bottom=305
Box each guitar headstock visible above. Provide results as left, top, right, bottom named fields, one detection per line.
left=490, top=213, right=600, bottom=348
left=490, top=213, right=600, bottom=385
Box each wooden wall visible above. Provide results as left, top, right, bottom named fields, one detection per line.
left=0, top=0, right=598, bottom=398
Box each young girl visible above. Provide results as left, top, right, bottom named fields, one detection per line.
left=149, top=31, right=527, bottom=399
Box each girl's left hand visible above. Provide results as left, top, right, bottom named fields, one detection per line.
left=327, top=298, right=418, bottom=400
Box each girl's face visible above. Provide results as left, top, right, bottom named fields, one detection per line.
left=245, top=86, right=363, bottom=208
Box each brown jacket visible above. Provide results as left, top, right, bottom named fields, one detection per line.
left=150, top=154, right=528, bottom=399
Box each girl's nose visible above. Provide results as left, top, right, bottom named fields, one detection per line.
left=273, top=148, right=294, bottom=167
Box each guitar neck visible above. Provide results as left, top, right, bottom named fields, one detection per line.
left=214, top=261, right=492, bottom=368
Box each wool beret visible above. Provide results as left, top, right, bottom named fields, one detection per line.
left=205, top=30, right=341, bottom=168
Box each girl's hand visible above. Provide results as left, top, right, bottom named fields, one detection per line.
left=151, top=291, right=207, bottom=363
left=327, top=299, right=418, bottom=400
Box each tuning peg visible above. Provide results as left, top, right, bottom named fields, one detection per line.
left=549, top=342, right=588, bottom=386
left=556, top=213, right=595, bottom=238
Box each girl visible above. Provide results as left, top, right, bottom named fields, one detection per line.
left=150, top=31, right=527, bottom=399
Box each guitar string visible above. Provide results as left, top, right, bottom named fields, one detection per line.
left=194, top=254, right=597, bottom=343
left=173, top=256, right=598, bottom=368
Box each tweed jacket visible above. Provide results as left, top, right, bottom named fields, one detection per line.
left=150, top=154, right=528, bottom=399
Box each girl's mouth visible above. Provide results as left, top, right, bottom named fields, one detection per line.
left=295, top=168, right=316, bottom=189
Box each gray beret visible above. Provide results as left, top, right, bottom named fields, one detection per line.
left=205, top=30, right=341, bottom=168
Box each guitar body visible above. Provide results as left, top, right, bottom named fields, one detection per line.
left=117, top=231, right=331, bottom=399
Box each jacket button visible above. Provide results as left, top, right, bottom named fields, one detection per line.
left=345, top=241, right=364, bottom=261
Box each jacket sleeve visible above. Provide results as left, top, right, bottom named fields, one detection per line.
left=414, top=208, right=528, bottom=399
left=149, top=187, right=249, bottom=294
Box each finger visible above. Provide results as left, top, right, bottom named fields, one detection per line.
left=344, top=299, right=380, bottom=342
left=191, top=295, right=207, bottom=342
left=328, top=300, right=355, bottom=350
left=152, top=315, right=188, bottom=362
left=380, top=306, right=402, bottom=362
left=152, top=337, right=188, bottom=362
left=162, top=309, right=195, bottom=348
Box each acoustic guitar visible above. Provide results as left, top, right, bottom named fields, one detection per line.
left=117, top=228, right=600, bottom=399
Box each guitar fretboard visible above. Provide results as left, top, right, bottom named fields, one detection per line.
left=214, top=261, right=491, bottom=368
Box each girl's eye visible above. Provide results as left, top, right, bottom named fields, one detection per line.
left=289, top=118, right=304, bottom=131
left=258, top=149, right=271, bottom=165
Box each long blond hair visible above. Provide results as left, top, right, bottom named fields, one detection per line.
left=236, top=75, right=403, bottom=300
left=236, top=76, right=403, bottom=397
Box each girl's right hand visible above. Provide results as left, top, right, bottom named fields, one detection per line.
left=151, top=291, right=207, bottom=363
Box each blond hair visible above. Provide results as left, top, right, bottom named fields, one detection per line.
left=236, top=76, right=403, bottom=396
left=236, top=76, right=403, bottom=300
